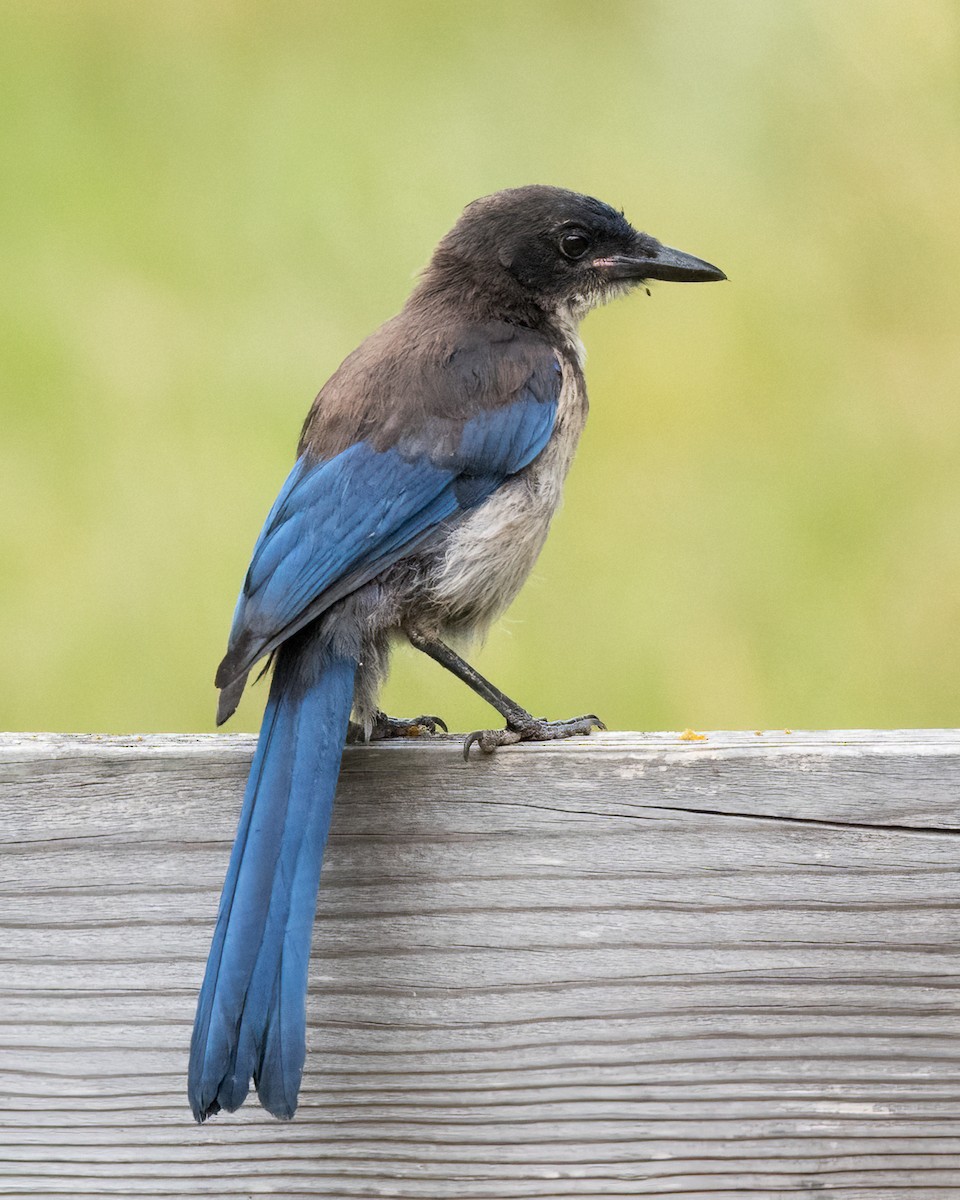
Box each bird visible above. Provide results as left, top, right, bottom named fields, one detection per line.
left=188, top=185, right=725, bottom=1122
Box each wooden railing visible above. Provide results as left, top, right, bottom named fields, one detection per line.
left=3, top=729, right=959, bottom=1197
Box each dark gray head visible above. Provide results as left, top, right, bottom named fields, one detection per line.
left=417, top=185, right=725, bottom=325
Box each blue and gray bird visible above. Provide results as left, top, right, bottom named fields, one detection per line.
left=188, top=185, right=725, bottom=1121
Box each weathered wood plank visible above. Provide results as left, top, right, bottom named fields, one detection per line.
left=1, top=729, right=959, bottom=1197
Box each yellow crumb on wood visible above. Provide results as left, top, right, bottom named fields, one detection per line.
left=679, top=728, right=708, bottom=742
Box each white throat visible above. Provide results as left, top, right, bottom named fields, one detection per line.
left=554, top=301, right=587, bottom=368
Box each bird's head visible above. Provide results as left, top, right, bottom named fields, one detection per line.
left=420, top=185, right=725, bottom=326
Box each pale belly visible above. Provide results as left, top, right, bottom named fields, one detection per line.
left=426, top=364, right=587, bottom=633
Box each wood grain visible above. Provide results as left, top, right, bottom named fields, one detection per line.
left=1, top=729, right=959, bottom=1198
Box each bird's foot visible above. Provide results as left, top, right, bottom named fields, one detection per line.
left=347, top=711, right=448, bottom=743
left=463, top=713, right=605, bottom=759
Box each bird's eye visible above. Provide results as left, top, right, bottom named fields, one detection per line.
left=559, top=230, right=591, bottom=260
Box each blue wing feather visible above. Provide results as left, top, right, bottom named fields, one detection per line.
left=220, top=362, right=561, bottom=686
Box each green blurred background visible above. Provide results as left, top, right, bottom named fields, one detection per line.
left=2, top=0, right=958, bottom=735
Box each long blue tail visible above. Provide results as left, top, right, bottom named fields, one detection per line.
left=188, top=645, right=356, bottom=1121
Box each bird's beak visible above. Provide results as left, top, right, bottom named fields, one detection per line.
left=593, top=243, right=726, bottom=284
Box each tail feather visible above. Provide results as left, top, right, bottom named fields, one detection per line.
left=189, top=644, right=356, bottom=1121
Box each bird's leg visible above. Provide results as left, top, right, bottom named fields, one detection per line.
left=346, top=711, right=448, bottom=743
left=406, top=630, right=604, bottom=759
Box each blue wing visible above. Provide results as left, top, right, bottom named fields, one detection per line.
left=216, top=361, right=561, bottom=712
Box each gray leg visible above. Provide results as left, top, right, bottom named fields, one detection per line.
left=406, top=630, right=604, bottom=759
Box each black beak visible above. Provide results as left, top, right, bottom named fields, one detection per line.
left=594, top=243, right=726, bottom=284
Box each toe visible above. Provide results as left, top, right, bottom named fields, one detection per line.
left=463, top=727, right=521, bottom=759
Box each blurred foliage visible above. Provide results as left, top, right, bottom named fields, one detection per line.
left=1, top=0, right=959, bottom=735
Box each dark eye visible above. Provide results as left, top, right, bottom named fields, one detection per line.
left=559, top=230, right=590, bottom=260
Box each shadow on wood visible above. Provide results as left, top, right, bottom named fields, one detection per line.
left=2, top=729, right=960, bottom=1197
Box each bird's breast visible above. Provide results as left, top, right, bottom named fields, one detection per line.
left=425, top=357, right=588, bottom=634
